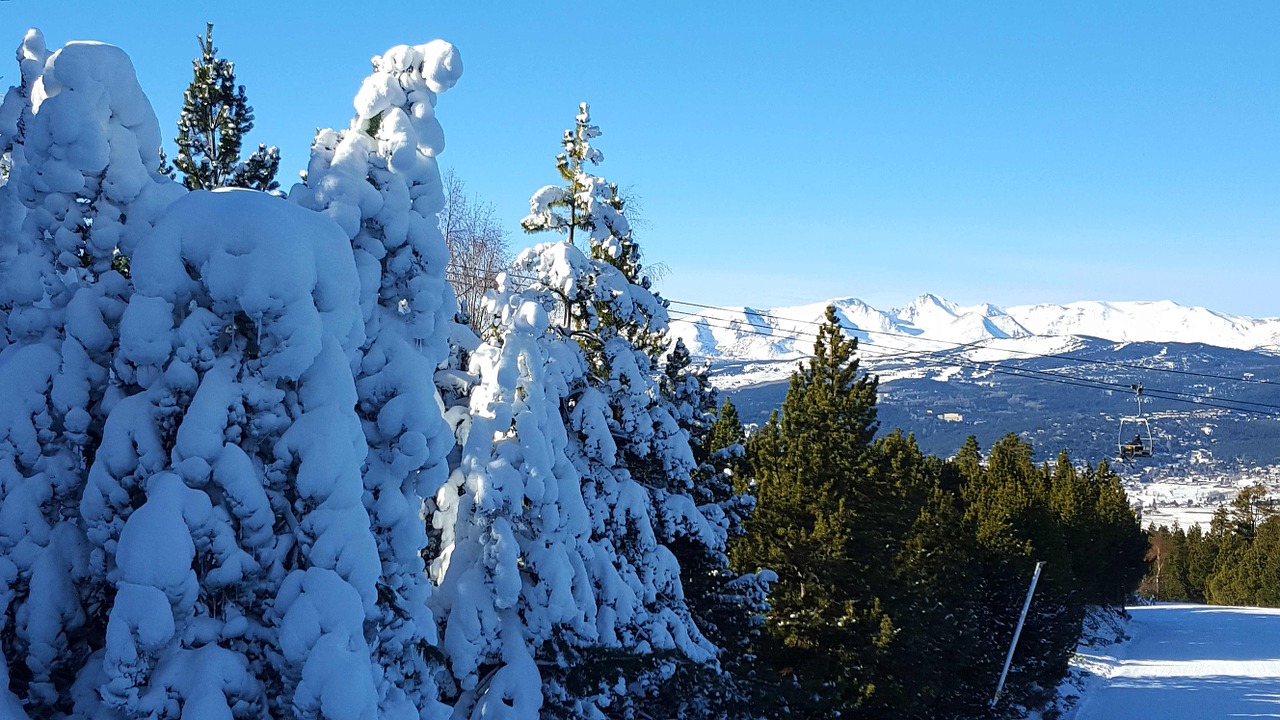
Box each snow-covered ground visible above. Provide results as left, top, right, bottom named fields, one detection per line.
left=1126, top=473, right=1280, bottom=529
left=1129, top=477, right=1243, bottom=529
left=1065, top=604, right=1280, bottom=719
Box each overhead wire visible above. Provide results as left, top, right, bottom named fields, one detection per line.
left=673, top=309, right=1280, bottom=417
left=445, top=268, right=1273, bottom=388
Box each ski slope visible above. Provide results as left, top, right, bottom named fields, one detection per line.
left=1070, top=604, right=1280, bottom=719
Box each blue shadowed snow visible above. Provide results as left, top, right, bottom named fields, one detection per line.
left=1069, top=604, right=1280, bottom=719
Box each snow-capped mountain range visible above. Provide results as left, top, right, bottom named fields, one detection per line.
left=682, top=295, right=1280, bottom=469
left=669, top=294, right=1280, bottom=365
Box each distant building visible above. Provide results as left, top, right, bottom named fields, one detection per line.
left=938, top=412, right=964, bottom=423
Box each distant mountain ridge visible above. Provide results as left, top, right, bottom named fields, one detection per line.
left=669, top=294, right=1280, bottom=363
left=675, top=295, right=1280, bottom=468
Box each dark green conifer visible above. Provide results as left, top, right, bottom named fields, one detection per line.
left=733, top=306, right=893, bottom=715
left=172, top=23, right=279, bottom=192
left=959, top=435, right=1079, bottom=710
left=1083, top=460, right=1147, bottom=604
left=892, top=482, right=1003, bottom=718
left=1182, top=523, right=1217, bottom=602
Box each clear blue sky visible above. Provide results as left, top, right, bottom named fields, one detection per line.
left=8, top=2, right=1280, bottom=316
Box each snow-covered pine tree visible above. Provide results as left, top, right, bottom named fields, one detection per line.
left=0, top=32, right=183, bottom=716
left=657, top=342, right=772, bottom=719
left=520, top=102, right=614, bottom=248
left=0, top=32, right=68, bottom=719
left=80, top=189, right=376, bottom=719
left=430, top=278, right=600, bottom=719
left=171, top=23, right=279, bottom=192
left=0, top=29, right=51, bottom=348
left=516, top=104, right=732, bottom=717
left=289, top=39, right=464, bottom=720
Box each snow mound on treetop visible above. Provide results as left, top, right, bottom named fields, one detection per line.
left=30, top=40, right=163, bottom=179
left=128, top=189, right=364, bottom=380
left=351, top=40, right=462, bottom=161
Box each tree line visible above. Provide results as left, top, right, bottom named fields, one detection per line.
left=1142, top=484, right=1280, bottom=606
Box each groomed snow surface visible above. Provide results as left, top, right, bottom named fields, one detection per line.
left=1068, top=604, right=1280, bottom=719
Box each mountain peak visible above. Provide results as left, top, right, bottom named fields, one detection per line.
left=895, top=293, right=960, bottom=325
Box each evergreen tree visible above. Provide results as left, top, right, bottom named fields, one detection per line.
left=732, top=306, right=895, bottom=716
left=171, top=23, right=279, bottom=192
left=1082, top=460, right=1147, bottom=605
left=451, top=103, right=736, bottom=718
left=1237, top=518, right=1280, bottom=607
left=431, top=288, right=597, bottom=719
left=1182, top=523, right=1217, bottom=603
left=496, top=236, right=719, bottom=718
left=1198, top=487, right=1280, bottom=606
left=956, top=437, right=1144, bottom=711
left=1225, top=483, right=1275, bottom=541
left=0, top=34, right=183, bottom=716
left=82, top=191, right=372, bottom=719
left=708, top=398, right=745, bottom=468
left=891, top=481, right=1003, bottom=718
left=290, top=39, right=465, bottom=719
left=520, top=102, right=622, bottom=250
left=959, top=435, right=1079, bottom=710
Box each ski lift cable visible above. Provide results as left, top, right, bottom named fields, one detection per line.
left=665, top=308, right=1280, bottom=413
left=446, top=263, right=1273, bottom=389
left=666, top=311, right=1140, bottom=395
left=674, top=311, right=1280, bottom=417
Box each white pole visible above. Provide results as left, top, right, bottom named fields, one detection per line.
left=990, top=561, right=1045, bottom=708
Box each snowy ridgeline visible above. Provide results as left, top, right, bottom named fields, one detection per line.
left=670, top=293, right=1280, bottom=364
left=0, top=30, right=753, bottom=720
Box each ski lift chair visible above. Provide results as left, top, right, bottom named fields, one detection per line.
left=1117, top=384, right=1153, bottom=460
